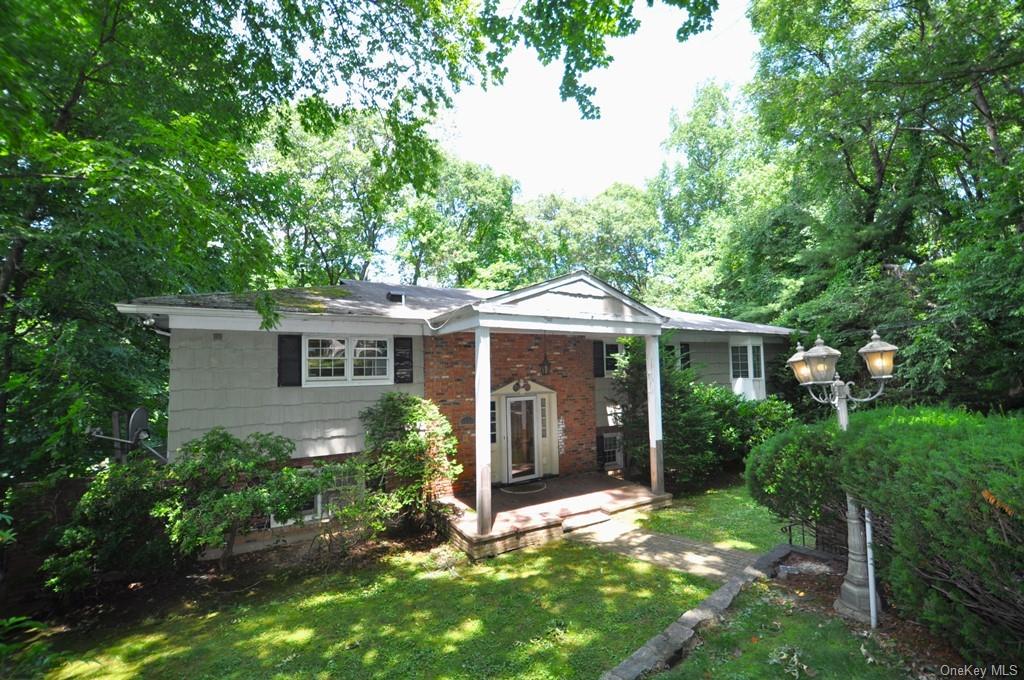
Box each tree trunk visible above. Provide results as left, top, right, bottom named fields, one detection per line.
left=220, top=522, right=240, bottom=571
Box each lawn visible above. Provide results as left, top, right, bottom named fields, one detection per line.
left=50, top=541, right=714, bottom=680
left=658, top=582, right=912, bottom=679
left=636, top=481, right=787, bottom=553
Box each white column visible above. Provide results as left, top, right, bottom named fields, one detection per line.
left=474, top=327, right=493, bottom=535
left=645, top=335, right=665, bottom=495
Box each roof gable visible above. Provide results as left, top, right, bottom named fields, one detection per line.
left=473, top=271, right=664, bottom=323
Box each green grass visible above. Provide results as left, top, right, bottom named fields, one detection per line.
left=636, top=481, right=786, bottom=553
left=51, top=541, right=714, bottom=680
left=659, top=583, right=912, bottom=679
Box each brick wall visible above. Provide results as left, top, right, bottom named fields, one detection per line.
left=424, top=333, right=598, bottom=494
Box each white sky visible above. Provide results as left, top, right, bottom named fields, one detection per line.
left=432, top=0, right=759, bottom=201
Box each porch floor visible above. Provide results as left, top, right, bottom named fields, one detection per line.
left=441, top=472, right=673, bottom=558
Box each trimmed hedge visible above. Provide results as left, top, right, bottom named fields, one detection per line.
left=746, top=406, right=1024, bottom=661
left=745, top=419, right=843, bottom=526
left=839, top=407, right=1023, bottom=662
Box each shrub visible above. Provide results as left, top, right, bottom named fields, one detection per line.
left=358, top=392, right=461, bottom=524
left=745, top=420, right=843, bottom=525
left=42, top=458, right=175, bottom=595
left=613, top=338, right=796, bottom=490
left=155, top=428, right=326, bottom=569
left=839, top=406, right=1024, bottom=662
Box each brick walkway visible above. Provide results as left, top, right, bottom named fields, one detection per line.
left=567, top=517, right=758, bottom=582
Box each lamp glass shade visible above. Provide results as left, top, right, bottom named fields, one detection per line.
left=786, top=344, right=813, bottom=385
left=858, top=331, right=898, bottom=379
left=802, top=336, right=841, bottom=384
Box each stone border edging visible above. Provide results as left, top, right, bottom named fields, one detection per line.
left=600, top=543, right=835, bottom=680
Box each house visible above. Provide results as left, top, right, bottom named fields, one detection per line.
left=117, top=271, right=790, bottom=556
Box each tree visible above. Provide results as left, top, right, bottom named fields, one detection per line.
left=0, top=0, right=721, bottom=482
left=394, top=156, right=523, bottom=287
left=745, top=0, right=1024, bottom=406
left=257, top=108, right=437, bottom=285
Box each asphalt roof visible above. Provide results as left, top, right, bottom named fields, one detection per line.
left=127, top=280, right=501, bottom=321
left=126, top=279, right=791, bottom=335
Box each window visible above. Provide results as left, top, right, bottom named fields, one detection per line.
left=604, top=343, right=620, bottom=372
left=273, top=472, right=365, bottom=527
left=730, top=344, right=764, bottom=380
left=304, top=336, right=392, bottom=385
left=540, top=398, right=548, bottom=438
left=679, top=343, right=691, bottom=370
left=321, top=471, right=364, bottom=517
left=730, top=345, right=750, bottom=379
left=307, top=338, right=345, bottom=378
left=353, top=339, right=389, bottom=378
left=489, top=401, right=497, bottom=444
left=270, top=494, right=320, bottom=528
left=599, top=432, right=623, bottom=468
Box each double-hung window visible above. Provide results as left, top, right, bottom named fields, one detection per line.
left=303, top=336, right=392, bottom=385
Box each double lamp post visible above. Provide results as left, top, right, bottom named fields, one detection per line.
left=786, top=331, right=898, bottom=629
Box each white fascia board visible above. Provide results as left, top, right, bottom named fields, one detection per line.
left=118, top=303, right=425, bottom=335
left=666, top=329, right=789, bottom=343
left=125, top=309, right=419, bottom=336
left=476, top=302, right=664, bottom=325
left=478, top=312, right=663, bottom=336
left=432, top=310, right=663, bottom=336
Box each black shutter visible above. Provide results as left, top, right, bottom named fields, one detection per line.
left=597, top=431, right=604, bottom=464
left=277, top=334, right=302, bottom=386
left=593, top=340, right=605, bottom=377
left=394, top=337, right=414, bottom=384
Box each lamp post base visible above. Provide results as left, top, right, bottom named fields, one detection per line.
left=835, top=493, right=881, bottom=625
left=834, top=584, right=881, bottom=625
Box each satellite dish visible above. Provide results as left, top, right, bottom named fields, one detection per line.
left=128, top=407, right=150, bottom=445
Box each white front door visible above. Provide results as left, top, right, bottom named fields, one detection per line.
left=506, top=396, right=541, bottom=482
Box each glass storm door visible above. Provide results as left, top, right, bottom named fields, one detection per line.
left=506, top=396, right=540, bottom=482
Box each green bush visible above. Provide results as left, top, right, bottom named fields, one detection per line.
left=613, top=338, right=796, bottom=490
left=839, top=406, right=1023, bottom=662
left=155, top=428, right=328, bottom=569
left=358, top=392, right=461, bottom=523
left=745, top=420, right=843, bottom=525
left=42, top=458, right=176, bottom=595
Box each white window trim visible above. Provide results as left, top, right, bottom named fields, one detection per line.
left=301, top=334, right=393, bottom=387
left=728, top=338, right=764, bottom=381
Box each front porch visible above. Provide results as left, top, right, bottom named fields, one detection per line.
left=441, top=472, right=672, bottom=559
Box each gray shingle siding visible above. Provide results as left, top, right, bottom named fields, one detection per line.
left=168, top=329, right=424, bottom=458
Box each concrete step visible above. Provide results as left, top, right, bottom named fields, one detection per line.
left=602, top=492, right=673, bottom=514
left=562, top=510, right=612, bottom=532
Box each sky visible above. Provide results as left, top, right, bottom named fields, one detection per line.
left=432, top=0, right=760, bottom=201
